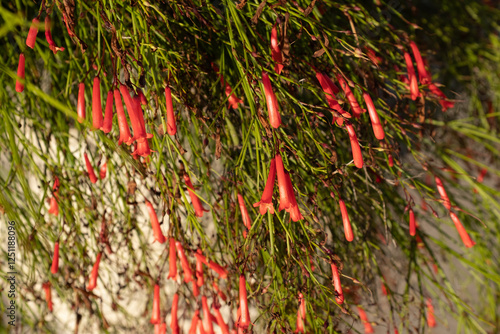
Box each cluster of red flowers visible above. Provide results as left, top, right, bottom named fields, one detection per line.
left=20, top=10, right=466, bottom=332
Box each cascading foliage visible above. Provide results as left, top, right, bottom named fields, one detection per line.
left=1, top=0, right=500, bottom=333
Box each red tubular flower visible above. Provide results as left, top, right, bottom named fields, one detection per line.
left=164, top=87, right=178, bottom=135
left=213, top=305, right=230, bottom=334
left=155, top=323, right=166, bottom=334
left=262, top=71, right=282, bottom=128
left=84, top=153, right=98, bottom=184
left=477, top=168, right=487, bottom=183
left=99, top=161, right=107, bottom=180
left=51, top=242, right=59, bottom=274
left=138, top=89, right=147, bottom=105
left=167, top=238, right=177, bottom=280
left=403, top=52, right=419, bottom=101
left=77, top=82, right=86, bottom=123
left=449, top=211, right=475, bottom=248
left=295, top=308, right=305, bottom=333
left=339, top=199, right=354, bottom=242
left=426, top=298, right=437, bottom=328
left=133, top=95, right=152, bottom=138
left=316, top=71, right=351, bottom=126
left=150, top=284, right=161, bottom=324
left=16, top=53, right=25, bottom=93
left=202, top=296, right=214, bottom=334
left=365, top=47, right=382, bottom=66
left=48, top=176, right=60, bottom=216
left=189, top=310, right=200, bottom=334
left=192, top=280, right=200, bottom=297
left=194, top=251, right=228, bottom=279
left=409, top=41, right=430, bottom=84
left=428, top=83, right=455, bottom=111
left=357, top=307, right=374, bottom=334
left=253, top=158, right=277, bottom=215
left=225, top=82, right=243, bottom=110
left=284, top=171, right=303, bottom=222
left=87, top=252, right=102, bottom=291
left=171, top=293, right=180, bottom=334
left=120, top=85, right=146, bottom=139
left=381, top=282, right=388, bottom=296
left=434, top=176, right=451, bottom=210
left=145, top=200, right=166, bottom=244
left=176, top=241, right=194, bottom=283
left=238, top=274, right=251, bottom=329
left=275, top=154, right=292, bottom=212
left=409, top=208, right=416, bottom=236
left=271, top=26, right=284, bottom=75
left=114, top=89, right=133, bottom=145
left=362, top=92, right=385, bottom=140
left=42, top=281, right=53, bottom=312
left=44, top=16, right=65, bottom=54
left=196, top=249, right=204, bottom=287
left=330, top=262, right=344, bottom=304
left=213, top=282, right=227, bottom=301
left=335, top=74, right=365, bottom=117
left=26, top=18, right=39, bottom=49
left=121, top=85, right=152, bottom=157
left=101, top=91, right=114, bottom=133
left=388, top=154, right=394, bottom=167
left=298, top=292, right=306, bottom=323
left=238, top=193, right=252, bottom=237
left=92, top=77, right=103, bottom=129
left=184, top=173, right=209, bottom=217
left=346, top=123, right=364, bottom=168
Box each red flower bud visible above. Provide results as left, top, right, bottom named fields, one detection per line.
left=336, top=74, right=365, bottom=117
left=150, top=284, right=161, bottom=324
left=16, top=53, right=25, bottom=93
left=339, top=199, right=353, bottom=242
left=237, top=193, right=252, bottom=237
left=316, top=71, right=351, bottom=126
left=330, top=261, right=344, bottom=304
left=26, top=18, right=39, bottom=49
left=193, top=251, right=228, bottom=279
left=213, top=304, right=229, bottom=334
left=99, top=161, right=107, bottom=180
left=253, top=158, right=276, bottom=215
left=428, top=83, right=454, bottom=111
left=357, top=307, right=374, bottom=334
left=84, top=153, right=98, bottom=184
left=434, top=176, right=451, bottom=210
left=262, top=71, right=282, bottom=128
left=449, top=211, right=475, bottom=248
left=362, top=92, right=385, bottom=140
left=196, top=249, right=204, bottom=287
left=101, top=91, right=114, bottom=133
left=51, top=242, right=59, bottom=274
left=92, top=77, right=103, bottom=129
left=48, top=177, right=60, bottom=216
left=275, top=154, right=292, bottom=212
left=238, top=274, right=251, bottom=329
left=114, top=89, right=133, bottom=145
left=184, top=173, right=209, bottom=217
left=202, top=296, right=214, bottom=334
left=346, top=123, right=364, bottom=168
left=77, top=82, right=86, bottom=123
left=271, top=26, right=284, bottom=75
left=176, top=241, right=194, bottom=283
left=404, top=52, right=419, bottom=101
left=145, top=200, right=166, bottom=244
left=409, top=41, right=430, bottom=84
left=164, top=87, right=178, bottom=135
left=409, top=208, right=416, bottom=236
left=189, top=310, right=200, bottom=334
left=87, top=252, right=102, bottom=291
left=42, top=281, right=53, bottom=312
left=45, top=16, right=65, bottom=54
left=426, top=298, right=436, bottom=328
left=170, top=293, right=179, bottom=334
left=167, top=238, right=177, bottom=280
